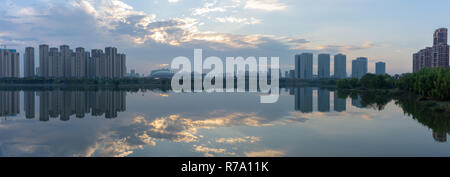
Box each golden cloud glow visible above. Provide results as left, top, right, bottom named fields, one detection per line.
left=245, top=150, right=285, bottom=157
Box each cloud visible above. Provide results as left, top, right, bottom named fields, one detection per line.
left=245, top=150, right=285, bottom=157
left=192, top=1, right=227, bottom=16
left=215, top=16, right=261, bottom=24
left=244, top=0, right=287, bottom=11
left=0, top=0, right=363, bottom=74
left=193, top=145, right=234, bottom=157
left=216, top=136, right=261, bottom=144
left=168, top=0, right=180, bottom=3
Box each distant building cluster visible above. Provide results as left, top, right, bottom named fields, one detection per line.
left=127, top=69, right=141, bottom=78
left=413, top=28, right=449, bottom=72
left=291, top=53, right=386, bottom=80
left=37, top=45, right=126, bottom=78
left=0, top=45, right=127, bottom=79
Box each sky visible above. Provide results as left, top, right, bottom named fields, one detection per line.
left=0, top=0, right=449, bottom=76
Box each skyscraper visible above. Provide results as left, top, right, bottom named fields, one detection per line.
left=118, top=53, right=127, bottom=78
left=318, top=54, right=330, bottom=79
left=376, top=62, right=386, bottom=75
left=352, top=57, right=368, bottom=79
left=413, top=53, right=419, bottom=73
left=39, top=44, right=49, bottom=77
left=75, top=47, right=86, bottom=78
left=432, top=28, right=449, bottom=68
left=334, top=54, right=347, bottom=79
left=413, top=28, right=449, bottom=72
left=49, top=47, right=61, bottom=77
left=295, top=53, right=313, bottom=80
left=60, top=45, right=72, bottom=77
left=24, top=47, right=35, bottom=77
left=105, top=47, right=117, bottom=78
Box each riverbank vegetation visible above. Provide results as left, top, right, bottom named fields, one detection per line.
left=337, top=68, right=450, bottom=101
left=395, top=68, right=450, bottom=101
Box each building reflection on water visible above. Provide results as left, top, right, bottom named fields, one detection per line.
left=290, top=88, right=449, bottom=143
left=1, top=90, right=126, bottom=121
left=0, top=91, right=20, bottom=117
left=0, top=89, right=448, bottom=144
left=292, top=88, right=346, bottom=113
left=24, top=91, right=35, bottom=119
left=38, top=90, right=126, bottom=121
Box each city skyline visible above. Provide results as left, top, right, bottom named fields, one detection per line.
left=1, top=0, right=450, bottom=76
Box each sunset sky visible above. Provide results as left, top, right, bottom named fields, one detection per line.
left=1, top=0, right=449, bottom=75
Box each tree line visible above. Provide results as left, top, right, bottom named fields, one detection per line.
left=337, top=68, right=450, bottom=101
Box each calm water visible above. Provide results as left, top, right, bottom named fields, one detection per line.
left=0, top=87, right=449, bottom=157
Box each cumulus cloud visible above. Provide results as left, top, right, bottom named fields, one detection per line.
left=192, top=1, right=227, bottom=16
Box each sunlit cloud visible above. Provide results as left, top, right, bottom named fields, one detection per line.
left=245, top=150, right=285, bottom=157
left=192, top=1, right=227, bottom=16
left=216, top=136, right=261, bottom=144
left=193, top=145, right=235, bottom=157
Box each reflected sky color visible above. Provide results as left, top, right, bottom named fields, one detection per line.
left=0, top=88, right=449, bottom=157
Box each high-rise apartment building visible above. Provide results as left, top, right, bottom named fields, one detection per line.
left=334, top=54, right=347, bottom=79
left=376, top=62, right=386, bottom=75
left=413, top=28, right=449, bottom=72
left=24, top=47, right=35, bottom=77
left=318, top=54, right=330, bottom=79
left=0, top=49, right=20, bottom=78
left=39, top=44, right=49, bottom=77
left=295, top=53, right=313, bottom=80
left=351, top=57, right=368, bottom=79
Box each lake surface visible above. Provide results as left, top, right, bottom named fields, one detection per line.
left=0, top=87, right=449, bottom=157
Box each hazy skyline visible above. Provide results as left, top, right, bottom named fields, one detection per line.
left=1, top=0, right=449, bottom=76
